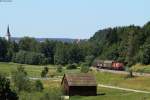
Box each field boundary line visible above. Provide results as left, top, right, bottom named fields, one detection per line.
left=97, top=68, right=150, bottom=77
left=98, top=84, right=150, bottom=94
left=7, top=77, right=62, bottom=81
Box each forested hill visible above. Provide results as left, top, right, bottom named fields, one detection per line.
left=0, top=21, right=150, bottom=66
left=89, top=21, right=150, bottom=65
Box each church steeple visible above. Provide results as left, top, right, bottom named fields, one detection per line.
left=6, top=25, right=11, bottom=41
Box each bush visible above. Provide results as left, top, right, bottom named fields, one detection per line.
left=34, top=80, right=44, bottom=92
left=48, top=71, right=56, bottom=78
left=80, top=63, right=89, bottom=73
left=40, top=88, right=62, bottom=100
left=11, top=66, right=31, bottom=92
left=142, top=45, right=150, bottom=65
left=66, top=63, right=77, bottom=69
left=57, top=65, right=63, bottom=73
left=124, top=67, right=134, bottom=78
left=85, top=55, right=95, bottom=66
left=0, top=73, right=18, bottom=100
left=41, top=67, right=49, bottom=77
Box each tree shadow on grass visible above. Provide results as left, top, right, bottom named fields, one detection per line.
left=97, top=93, right=106, bottom=96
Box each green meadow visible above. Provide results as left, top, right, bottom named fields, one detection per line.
left=71, top=87, right=150, bottom=100
left=0, top=62, right=80, bottom=77
left=0, top=62, right=150, bottom=100
left=94, top=71, right=150, bottom=91
left=131, top=64, right=150, bottom=73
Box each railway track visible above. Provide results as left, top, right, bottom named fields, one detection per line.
left=97, top=68, right=150, bottom=77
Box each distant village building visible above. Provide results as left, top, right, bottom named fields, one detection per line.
left=5, top=25, right=11, bottom=41
left=61, top=73, right=97, bottom=96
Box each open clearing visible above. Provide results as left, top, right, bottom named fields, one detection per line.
left=131, top=64, right=150, bottom=74
left=40, top=80, right=150, bottom=100
left=98, top=84, right=150, bottom=94
left=94, top=70, right=150, bottom=91
left=1, top=62, right=150, bottom=100
left=70, top=87, right=150, bottom=100
left=0, top=62, right=80, bottom=77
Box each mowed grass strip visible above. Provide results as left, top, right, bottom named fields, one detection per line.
left=131, top=64, right=150, bottom=73
left=70, top=87, right=150, bottom=100
left=94, top=71, right=150, bottom=91
left=0, top=62, right=80, bottom=77
left=0, top=62, right=57, bottom=77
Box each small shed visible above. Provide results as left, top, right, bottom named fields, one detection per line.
left=61, top=73, right=97, bottom=96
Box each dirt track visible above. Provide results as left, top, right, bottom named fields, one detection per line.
left=98, top=84, right=150, bottom=94
left=97, top=68, right=150, bottom=77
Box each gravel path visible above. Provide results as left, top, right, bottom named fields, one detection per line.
left=98, top=84, right=150, bottom=94
left=7, top=76, right=62, bottom=81
left=29, top=77, right=61, bottom=81
left=97, top=68, right=150, bottom=77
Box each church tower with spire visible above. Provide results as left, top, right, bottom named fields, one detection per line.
left=6, top=25, right=11, bottom=41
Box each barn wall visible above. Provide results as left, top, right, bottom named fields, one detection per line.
left=62, top=78, right=69, bottom=95
left=69, top=86, right=97, bottom=96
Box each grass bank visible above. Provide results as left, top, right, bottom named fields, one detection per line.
left=131, top=64, right=150, bottom=73
left=94, top=71, right=150, bottom=91
left=0, top=62, right=80, bottom=78
left=71, top=87, right=150, bottom=100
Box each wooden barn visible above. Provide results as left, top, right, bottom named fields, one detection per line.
left=61, top=73, right=97, bottom=96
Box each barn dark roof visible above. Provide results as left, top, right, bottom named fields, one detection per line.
left=62, top=73, right=97, bottom=86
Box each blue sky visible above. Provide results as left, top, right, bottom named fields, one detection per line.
left=0, top=0, right=150, bottom=39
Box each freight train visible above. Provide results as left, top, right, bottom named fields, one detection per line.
left=93, top=60, right=124, bottom=70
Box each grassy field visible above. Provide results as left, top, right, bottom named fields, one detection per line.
left=0, top=62, right=80, bottom=77
left=18, top=87, right=62, bottom=100
left=0, top=62, right=56, bottom=77
left=94, top=71, right=150, bottom=91
left=1, top=62, right=150, bottom=91
left=41, top=79, right=150, bottom=100
left=71, top=87, right=150, bottom=100
left=17, top=78, right=150, bottom=100
left=1, top=62, right=150, bottom=100
left=131, top=64, right=150, bottom=73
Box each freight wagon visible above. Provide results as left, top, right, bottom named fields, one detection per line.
left=93, top=60, right=124, bottom=70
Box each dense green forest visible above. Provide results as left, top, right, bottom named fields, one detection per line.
left=90, top=21, right=150, bottom=66
left=0, top=21, right=150, bottom=66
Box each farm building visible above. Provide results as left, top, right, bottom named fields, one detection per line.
left=61, top=73, right=97, bottom=96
